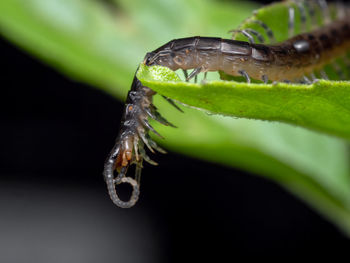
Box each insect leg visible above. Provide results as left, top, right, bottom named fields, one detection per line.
left=230, top=29, right=255, bottom=44
left=139, top=146, right=158, bottom=166
left=200, top=71, right=209, bottom=84
left=239, top=70, right=251, bottom=83
left=138, top=128, right=155, bottom=153
left=251, top=20, right=276, bottom=43
left=162, top=95, right=184, bottom=113
left=246, top=29, right=265, bottom=43
left=187, top=67, right=203, bottom=81
left=204, top=72, right=208, bottom=80
left=153, top=111, right=176, bottom=128
left=262, top=75, right=269, bottom=84
left=145, top=133, right=167, bottom=154
left=310, top=72, right=317, bottom=82
left=302, top=75, right=312, bottom=84
left=182, top=69, right=189, bottom=82
left=135, top=161, right=142, bottom=186
left=320, top=70, right=329, bottom=80
left=133, top=135, right=140, bottom=162
left=144, top=106, right=176, bottom=127
left=142, top=119, right=164, bottom=138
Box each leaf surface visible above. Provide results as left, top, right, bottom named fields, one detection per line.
left=138, top=65, right=350, bottom=139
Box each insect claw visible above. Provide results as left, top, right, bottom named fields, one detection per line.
left=146, top=134, right=167, bottom=154
left=239, top=70, right=251, bottom=83
left=162, top=95, right=184, bottom=113
left=154, top=111, right=177, bottom=127
left=140, top=147, right=158, bottom=166
left=145, top=107, right=177, bottom=127
left=144, top=155, right=158, bottom=166
left=144, top=107, right=156, bottom=119
left=182, top=69, right=189, bottom=81
left=135, top=162, right=142, bottom=185
left=142, top=119, right=164, bottom=138
left=187, top=67, right=202, bottom=81
left=310, top=72, right=317, bottom=82
left=262, top=75, right=268, bottom=84
left=138, top=130, right=155, bottom=153
left=150, top=104, right=158, bottom=111
left=133, top=136, right=140, bottom=161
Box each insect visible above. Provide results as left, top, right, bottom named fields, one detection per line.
left=103, top=72, right=175, bottom=208
left=104, top=0, right=350, bottom=207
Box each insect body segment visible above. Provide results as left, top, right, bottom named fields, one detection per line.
left=144, top=6, right=350, bottom=83
left=103, top=76, right=171, bottom=208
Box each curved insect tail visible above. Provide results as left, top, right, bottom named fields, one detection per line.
left=103, top=143, right=140, bottom=208
left=103, top=74, right=174, bottom=208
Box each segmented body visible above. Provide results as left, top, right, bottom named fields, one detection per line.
left=104, top=0, right=350, bottom=208
left=103, top=74, right=169, bottom=208
left=104, top=76, right=150, bottom=208
left=144, top=20, right=350, bottom=82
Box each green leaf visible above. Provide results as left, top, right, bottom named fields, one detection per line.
left=138, top=64, right=350, bottom=139
left=0, top=0, right=255, bottom=98
left=138, top=64, right=350, bottom=234
left=1, top=0, right=350, bottom=235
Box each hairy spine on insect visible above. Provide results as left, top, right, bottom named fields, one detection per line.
left=104, top=0, right=350, bottom=207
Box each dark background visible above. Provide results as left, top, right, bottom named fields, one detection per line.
left=1, top=1, right=350, bottom=262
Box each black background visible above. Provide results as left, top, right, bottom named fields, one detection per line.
left=1, top=0, right=350, bottom=262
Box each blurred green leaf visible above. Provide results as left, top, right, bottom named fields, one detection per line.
left=1, top=0, right=350, bottom=235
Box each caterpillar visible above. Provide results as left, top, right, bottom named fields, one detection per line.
left=104, top=0, right=350, bottom=208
